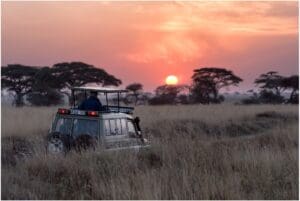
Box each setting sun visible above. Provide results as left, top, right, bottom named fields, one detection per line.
left=165, top=75, right=178, bottom=85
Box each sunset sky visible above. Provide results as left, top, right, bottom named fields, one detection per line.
left=2, top=1, right=298, bottom=92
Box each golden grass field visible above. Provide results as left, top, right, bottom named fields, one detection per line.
left=1, top=104, right=299, bottom=199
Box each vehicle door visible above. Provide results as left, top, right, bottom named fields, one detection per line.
left=71, top=117, right=100, bottom=140
left=104, top=118, right=140, bottom=149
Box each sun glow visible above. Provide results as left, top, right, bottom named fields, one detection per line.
left=165, top=75, right=178, bottom=85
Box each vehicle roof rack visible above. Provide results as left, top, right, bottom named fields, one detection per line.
left=71, top=86, right=131, bottom=113
left=72, top=86, right=128, bottom=93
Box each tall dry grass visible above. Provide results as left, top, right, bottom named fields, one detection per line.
left=1, top=104, right=299, bottom=199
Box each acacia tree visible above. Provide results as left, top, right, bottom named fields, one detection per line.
left=191, top=67, right=242, bottom=104
left=126, top=83, right=143, bottom=105
left=254, top=71, right=285, bottom=96
left=51, top=62, right=122, bottom=103
left=242, top=73, right=298, bottom=104
left=1, top=64, right=39, bottom=106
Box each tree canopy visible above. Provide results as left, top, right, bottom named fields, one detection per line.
left=254, top=71, right=285, bottom=96
left=125, top=83, right=143, bottom=105
left=191, top=67, right=242, bottom=104
left=52, top=62, right=122, bottom=89
left=243, top=73, right=299, bottom=104
left=51, top=62, right=122, bottom=103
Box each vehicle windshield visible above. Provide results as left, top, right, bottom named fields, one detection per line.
left=73, top=119, right=98, bottom=137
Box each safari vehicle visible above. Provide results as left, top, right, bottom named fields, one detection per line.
left=46, top=87, right=149, bottom=154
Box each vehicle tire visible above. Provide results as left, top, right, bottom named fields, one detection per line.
left=73, top=134, right=97, bottom=152
left=46, top=132, right=70, bottom=154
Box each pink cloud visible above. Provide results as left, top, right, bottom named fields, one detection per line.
left=2, top=1, right=298, bottom=91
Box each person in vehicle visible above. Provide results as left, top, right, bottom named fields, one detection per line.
left=78, top=91, right=102, bottom=111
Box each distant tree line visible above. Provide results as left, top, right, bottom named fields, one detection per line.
left=1, top=62, right=298, bottom=106
left=242, top=72, right=298, bottom=104
left=127, top=68, right=298, bottom=105
left=1, top=62, right=121, bottom=106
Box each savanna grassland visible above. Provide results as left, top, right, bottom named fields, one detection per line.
left=1, top=104, right=299, bottom=199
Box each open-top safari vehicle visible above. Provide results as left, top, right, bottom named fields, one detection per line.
left=46, top=86, right=149, bottom=154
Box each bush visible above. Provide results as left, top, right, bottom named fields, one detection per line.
left=242, top=98, right=261, bottom=105
left=259, top=90, right=284, bottom=104
left=242, top=90, right=285, bottom=105
left=27, top=90, right=63, bottom=106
